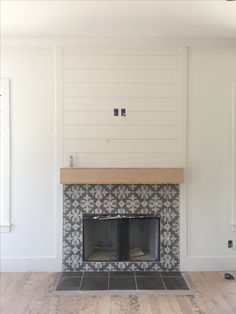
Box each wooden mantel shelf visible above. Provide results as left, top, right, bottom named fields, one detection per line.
left=60, top=168, right=184, bottom=184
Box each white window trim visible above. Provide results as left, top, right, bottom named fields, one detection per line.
left=0, top=78, right=11, bottom=232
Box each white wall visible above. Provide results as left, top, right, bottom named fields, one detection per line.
left=1, top=42, right=236, bottom=272
left=182, top=48, right=236, bottom=271
left=0, top=47, right=59, bottom=271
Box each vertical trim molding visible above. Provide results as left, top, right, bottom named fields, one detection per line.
left=0, top=78, right=11, bottom=233
left=180, top=47, right=188, bottom=168
left=179, top=47, right=188, bottom=270
left=55, top=47, right=64, bottom=270
left=231, top=82, right=236, bottom=232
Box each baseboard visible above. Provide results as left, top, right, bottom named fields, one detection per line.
left=2, top=256, right=236, bottom=272
left=0, top=257, right=62, bottom=272
left=180, top=256, right=236, bottom=271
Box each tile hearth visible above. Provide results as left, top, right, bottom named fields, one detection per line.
left=56, top=271, right=189, bottom=291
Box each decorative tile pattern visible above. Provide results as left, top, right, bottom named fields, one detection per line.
left=63, top=184, right=179, bottom=272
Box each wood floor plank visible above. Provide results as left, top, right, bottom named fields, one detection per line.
left=1, top=272, right=236, bottom=314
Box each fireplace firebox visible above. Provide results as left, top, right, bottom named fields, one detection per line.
left=83, top=214, right=160, bottom=262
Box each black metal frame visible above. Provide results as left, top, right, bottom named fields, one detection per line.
left=83, top=214, right=160, bottom=262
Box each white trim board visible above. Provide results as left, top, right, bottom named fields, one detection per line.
left=0, top=257, right=61, bottom=272
left=0, top=224, right=11, bottom=233
left=54, top=46, right=64, bottom=272
left=2, top=38, right=236, bottom=49
left=231, top=81, right=236, bottom=232
left=181, top=256, right=236, bottom=272
left=0, top=78, right=11, bottom=233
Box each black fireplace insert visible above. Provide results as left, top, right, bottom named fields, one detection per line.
left=83, top=214, right=160, bottom=262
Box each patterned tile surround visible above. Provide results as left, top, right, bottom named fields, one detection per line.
left=63, top=184, right=179, bottom=272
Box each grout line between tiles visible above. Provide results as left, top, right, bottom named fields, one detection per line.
left=161, top=276, right=182, bottom=278
left=108, top=271, right=110, bottom=290
left=160, top=275, right=167, bottom=290
left=134, top=272, right=138, bottom=290
left=62, top=275, right=84, bottom=278
left=54, top=274, right=63, bottom=292
left=78, top=272, right=84, bottom=290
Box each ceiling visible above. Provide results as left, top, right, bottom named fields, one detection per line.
left=1, top=1, right=236, bottom=38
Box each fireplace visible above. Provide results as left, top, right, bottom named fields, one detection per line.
left=83, top=214, right=160, bottom=262
left=63, top=184, right=179, bottom=272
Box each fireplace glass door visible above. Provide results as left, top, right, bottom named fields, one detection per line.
left=83, top=215, right=119, bottom=261
left=129, top=218, right=160, bottom=261
left=83, top=214, right=160, bottom=262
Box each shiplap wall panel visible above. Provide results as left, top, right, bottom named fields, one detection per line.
left=64, top=83, right=179, bottom=98
left=63, top=47, right=181, bottom=55
left=64, top=111, right=179, bottom=126
left=64, top=139, right=180, bottom=153
left=64, top=98, right=180, bottom=112
left=62, top=47, right=185, bottom=167
left=63, top=55, right=179, bottom=69
left=63, top=152, right=182, bottom=168
left=64, top=69, right=179, bottom=84
left=64, top=125, right=179, bottom=139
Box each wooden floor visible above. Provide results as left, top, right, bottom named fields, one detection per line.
left=1, top=272, right=236, bottom=314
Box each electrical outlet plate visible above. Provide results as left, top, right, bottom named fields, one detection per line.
left=114, top=108, right=119, bottom=116
left=228, top=240, right=233, bottom=248
left=121, top=108, right=126, bottom=116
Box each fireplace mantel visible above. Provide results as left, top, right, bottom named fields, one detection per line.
left=60, top=168, right=184, bottom=184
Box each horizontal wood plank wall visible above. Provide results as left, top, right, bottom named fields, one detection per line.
left=62, top=47, right=185, bottom=167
